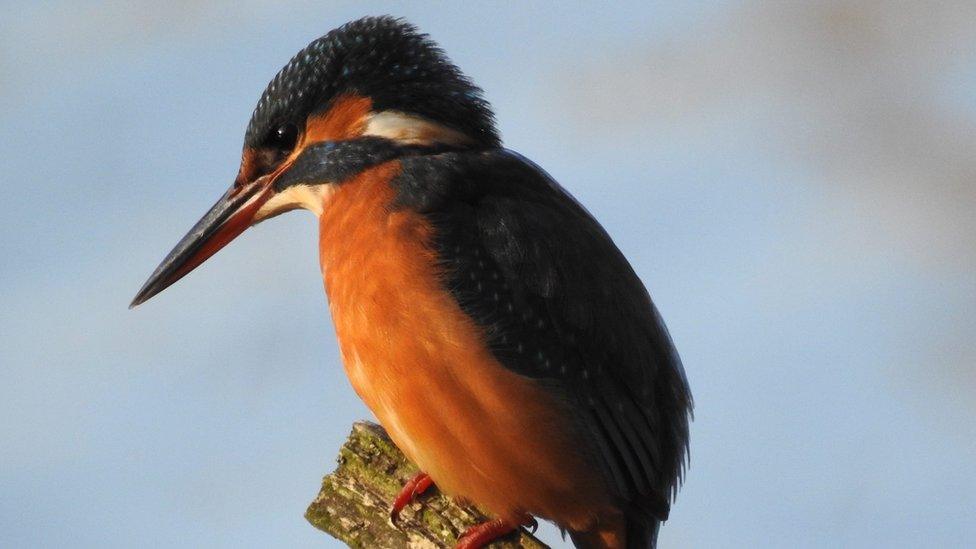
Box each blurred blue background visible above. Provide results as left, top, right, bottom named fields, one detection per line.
left=1, top=1, right=974, bottom=547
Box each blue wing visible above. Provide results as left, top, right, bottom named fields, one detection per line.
left=396, top=149, right=693, bottom=518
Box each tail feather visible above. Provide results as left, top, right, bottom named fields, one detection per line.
left=625, top=516, right=660, bottom=549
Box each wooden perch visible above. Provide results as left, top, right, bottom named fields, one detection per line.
left=306, top=421, right=550, bottom=548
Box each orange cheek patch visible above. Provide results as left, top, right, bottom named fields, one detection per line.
left=303, top=94, right=373, bottom=144
left=236, top=95, right=372, bottom=188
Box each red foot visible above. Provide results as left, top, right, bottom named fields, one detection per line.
left=390, top=471, right=434, bottom=525
left=455, top=516, right=537, bottom=549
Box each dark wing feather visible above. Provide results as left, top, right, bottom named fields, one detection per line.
left=395, top=149, right=692, bottom=517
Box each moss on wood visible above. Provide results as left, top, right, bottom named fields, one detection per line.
left=306, top=421, right=550, bottom=548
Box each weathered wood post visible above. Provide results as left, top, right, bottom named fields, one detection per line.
left=306, top=421, right=549, bottom=548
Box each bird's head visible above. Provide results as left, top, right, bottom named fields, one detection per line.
left=131, top=16, right=497, bottom=307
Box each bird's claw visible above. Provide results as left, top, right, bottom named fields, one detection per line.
left=454, top=516, right=536, bottom=548
left=390, top=471, right=434, bottom=527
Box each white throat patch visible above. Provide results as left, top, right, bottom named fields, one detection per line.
left=254, top=183, right=335, bottom=222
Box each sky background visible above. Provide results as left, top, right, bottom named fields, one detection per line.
left=1, top=1, right=974, bottom=548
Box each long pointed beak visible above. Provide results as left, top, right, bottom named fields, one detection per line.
left=129, top=178, right=275, bottom=308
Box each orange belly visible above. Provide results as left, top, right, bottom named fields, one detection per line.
left=318, top=162, right=611, bottom=529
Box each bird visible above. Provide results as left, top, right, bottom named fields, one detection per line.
left=131, top=16, right=692, bottom=549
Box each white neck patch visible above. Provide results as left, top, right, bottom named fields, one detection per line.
left=363, top=110, right=474, bottom=147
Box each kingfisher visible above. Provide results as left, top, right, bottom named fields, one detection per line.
left=131, top=16, right=692, bottom=549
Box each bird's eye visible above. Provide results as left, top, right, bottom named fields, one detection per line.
left=267, top=123, right=299, bottom=151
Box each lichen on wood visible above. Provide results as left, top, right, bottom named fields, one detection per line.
left=306, top=421, right=550, bottom=548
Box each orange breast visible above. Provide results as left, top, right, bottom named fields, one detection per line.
left=318, top=162, right=613, bottom=529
